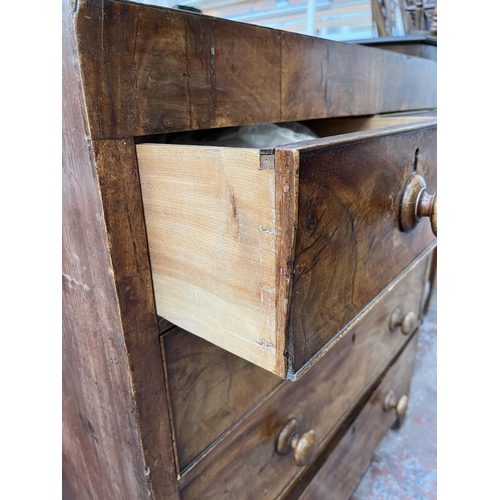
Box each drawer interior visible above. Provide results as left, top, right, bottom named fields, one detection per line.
left=136, top=114, right=436, bottom=378
left=136, top=113, right=436, bottom=147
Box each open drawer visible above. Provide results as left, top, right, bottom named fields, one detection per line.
left=136, top=115, right=437, bottom=378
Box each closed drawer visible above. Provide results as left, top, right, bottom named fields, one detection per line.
left=177, top=254, right=430, bottom=499
left=136, top=117, right=436, bottom=378
left=295, top=328, right=419, bottom=500
left=162, top=326, right=280, bottom=471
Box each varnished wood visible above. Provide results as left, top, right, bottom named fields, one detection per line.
left=274, top=149, right=301, bottom=377
left=384, top=391, right=409, bottom=417
left=136, top=121, right=436, bottom=377
left=285, top=121, right=437, bottom=372
left=295, top=332, right=419, bottom=500
left=303, top=113, right=436, bottom=137
left=280, top=32, right=435, bottom=124
left=389, top=308, right=417, bottom=335
left=64, top=3, right=437, bottom=496
left=430, top=193, right=438, bottom=236
left=62, top=1, right=178, bottom=498
left=400, top=173, right=437, bottom=235
left=92, top=139, right=179, bottom=498
left=179, top=255, right=430, bottom=498
left=63, top=4, right=148, bottom=497
left=162, top=327, right=280, bottom=471
left=73, top=0, right=436, bottom=140
left=277, top=419, right=317, bottom=467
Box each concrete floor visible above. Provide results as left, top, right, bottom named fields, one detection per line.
left=351, top=288, right=437, bottom=500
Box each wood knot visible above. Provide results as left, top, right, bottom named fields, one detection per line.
left=306, top=211, right=317, bottom=232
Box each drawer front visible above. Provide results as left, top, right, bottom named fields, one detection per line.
left=296, top=329, right=419, bottom=500
left=179, top=254, right=430, bottom=499
left=285, top=121, right=437, bottom=373
left=162, top=327, right=280, bottom=471
left=137, top=121, right=436, bottom=378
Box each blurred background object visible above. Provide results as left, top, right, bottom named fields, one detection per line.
left=135, top=0, right=437, bottom=42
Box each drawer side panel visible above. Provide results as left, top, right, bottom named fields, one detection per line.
left=136, top=144, right=280, bottom=373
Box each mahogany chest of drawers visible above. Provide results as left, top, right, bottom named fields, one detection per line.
left=62, top=1, right=437, bottom=498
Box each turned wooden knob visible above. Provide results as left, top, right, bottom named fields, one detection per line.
left=389, top=307, right=417, bottom=335
left=384, top=391, right=409, bottom=418
left=400, top=174, right=437, bottom=236
left=276, top=419, right=316, bottom=467
left=430, top=193, right=437, bottom=236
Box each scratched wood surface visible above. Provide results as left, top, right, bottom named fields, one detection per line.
left=179, top=254, right=430, bottom=498
left=283, top=121, right=437, bottom=372
left=62, top=1, right=179, bottom=498
left=295, top=331, right=419, bottom=500
left=162, top=328, right=280, bottom=470
left=74, top=0, right=436, bottom=140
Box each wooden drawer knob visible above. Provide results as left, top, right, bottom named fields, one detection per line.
left=389, top=307, right=417, bottom=335
left=384, top=390, right=409, bottom=418
left=400, top=174, right=437, bottom=236
left=276, top=418, right=316, bottom=467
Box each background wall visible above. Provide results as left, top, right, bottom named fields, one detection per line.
left=134, top=0, right=408, bottom=41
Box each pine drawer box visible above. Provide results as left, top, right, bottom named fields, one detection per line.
left=136, top=118, right=437, bottom=379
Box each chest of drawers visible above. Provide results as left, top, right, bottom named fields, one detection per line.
left=62, top=1, right=437, bottom=498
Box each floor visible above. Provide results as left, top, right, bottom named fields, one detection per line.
left=351, top=287, right=437, bottom=500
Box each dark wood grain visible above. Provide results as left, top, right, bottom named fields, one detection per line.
left=302, top=113, right=437, bottom=137
left=65, top=3, right=436, bottom=497
left=275, top=149, right=301, bottom=376
left=281, top=33, right=436, bottom=123
left=91, top=138, right=180, bottom=498
left=179, top=255, right=430, bottom=499
left=163, top=328, right=281, bottom=470
left=63, top=3, right=147, bottom=498
left=63, top=1, right=178, bottom=498
left=75, top=0, right=281, bottom=140
left=283, top=122, right=437, bottom=372
left=295, top=331, right=419, bottom=500
left=62, top=2, right=179, bottom=496
left=74, top=0, right=436, bottom=140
